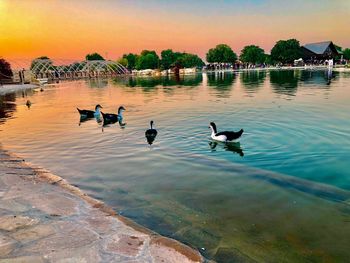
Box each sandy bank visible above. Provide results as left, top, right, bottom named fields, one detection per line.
left=0, top=147, right=204, bottom=262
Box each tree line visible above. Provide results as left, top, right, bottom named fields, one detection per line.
left=117, top=39, right=350, bottom=70
left=2, top=40, right=350, bottom=80
left=118, top=49, right=205, bottom=71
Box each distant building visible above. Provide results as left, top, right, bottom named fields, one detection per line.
left=301, top=41, right=340, bottom=61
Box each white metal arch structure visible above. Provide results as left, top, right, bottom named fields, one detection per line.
left=30, top=59, right=129, bottom=78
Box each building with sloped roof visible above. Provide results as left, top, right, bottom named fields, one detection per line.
left=301, top=41, right=340, bottom=61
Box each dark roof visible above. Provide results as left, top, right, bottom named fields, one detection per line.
left=302, top=41, right=336, bottom=55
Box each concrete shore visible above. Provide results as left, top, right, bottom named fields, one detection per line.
left=0, top=84, right=38, bottom=96
left=0, top=147, right=204, bottom=263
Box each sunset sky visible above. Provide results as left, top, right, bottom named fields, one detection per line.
left=1, top=0, right=349, bottom=61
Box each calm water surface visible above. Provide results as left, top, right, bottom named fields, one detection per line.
left=1, top=70, right=350, bottom=262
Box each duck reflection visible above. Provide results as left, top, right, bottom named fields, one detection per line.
left=101, top=120, right=126, bottom=132
left=78, top=115, right=102, bottom=126
left=102, top=119, right=126, bottom=129
left=209, top=141, right=244, bottom=157
left=146, top=135, right=156, bottom=145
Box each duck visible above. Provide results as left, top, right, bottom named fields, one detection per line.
left=101, top=106, right=126, bottom=124
left=77, top=104, right=103, bottom=118
left=145, top=120, right=158, bottom=145
left=26, top=100, right=31, bottom=109
left=209, top=122, right=243, bottom=142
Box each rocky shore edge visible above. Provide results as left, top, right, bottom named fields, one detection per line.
left=0, top=147, right=205, bottom=262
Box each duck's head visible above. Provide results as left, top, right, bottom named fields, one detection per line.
left=118, top=106, right=126, bottom=113
left=209, top=122, right=217, bottom=133
left=150, top=120, right=154, bottom=128
left=95, top=104, right=103, bottom=110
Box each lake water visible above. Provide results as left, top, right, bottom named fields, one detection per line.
left=1, top=70, right=350, bottom=262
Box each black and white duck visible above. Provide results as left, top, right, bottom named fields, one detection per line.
left=101, top=106, right=126, bottom=124
left=145, top=120, right=157, bottom=145
left=209, top=122, right=243, bottom=142
left=77, top=104, right=103, bottom=118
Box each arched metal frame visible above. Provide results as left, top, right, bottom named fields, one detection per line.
left=30, top=59, right=129, bottom=79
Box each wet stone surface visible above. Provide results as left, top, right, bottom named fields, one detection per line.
left=0, top=149, right=203, bottom=262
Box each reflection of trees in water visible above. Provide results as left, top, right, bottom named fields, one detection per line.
left=174, top=74, right=202, bottom=87
left=240, top=71, right=266, bottom=94
left=270, top=70, right=339, bottom=96
left=299, top=70, right=337, bottom=86
left=299, top=70, right=315, bottom=82
left=86, top=79, right=108, bottom=89
left=0, top=94, right=17, bottom=124
left=112, top=74, right=203, bottom=93
left=269, top=70, right=299, bottom=96
left=207, top=72, right=236, bottom=98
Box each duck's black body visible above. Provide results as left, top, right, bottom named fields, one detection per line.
left=215, top=129, right=244, bottom=141
left=145, top=121, right=157, bottom=145
left=101, top=112, right=119, bottom=124
left=77, top=108, right=95, bottom=118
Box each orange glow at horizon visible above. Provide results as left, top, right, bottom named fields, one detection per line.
left=1, top=0, right=350, bottom=61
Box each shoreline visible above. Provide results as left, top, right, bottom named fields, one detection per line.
left=130, top=65, right=349, bottom=77
left=0, top=147, right=204, bottom=262
left=0, top=84, right=38, bottom=96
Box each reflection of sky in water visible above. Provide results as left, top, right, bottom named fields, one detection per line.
left=0, top=70, right=350, bottom=262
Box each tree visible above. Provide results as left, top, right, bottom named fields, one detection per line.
left=140, top=50, right=158, bottom=58
left=135, top=50, right=159, bottom=70
left=122, top=53, right=138, bottom=70
left=206, top=44, right=237, bottom=63
left=334, top=44, right=342, bottom=53
left=343, top=48, right=350, bottom=60
left=240, top=45, right=266, bottom=64
left=264, top=54, right=273, bottom=65
left=85, top=53, right=105, bottom=61
left=334, top=44, right=343, bottom=60
left=178, top=53, right=205, bottom=68
left=117, top=57, right=128, bottom=67
left=161, top=49, right=175, bottom=70
left=160, top=49, right=204, bottom=69
left=136, top=54, right=158, bottom=70
left=0, top=58, right=13, bottom=80
left=160, top=49, right=184, bottom=70
left=270, top=39, right=301, bottom=64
